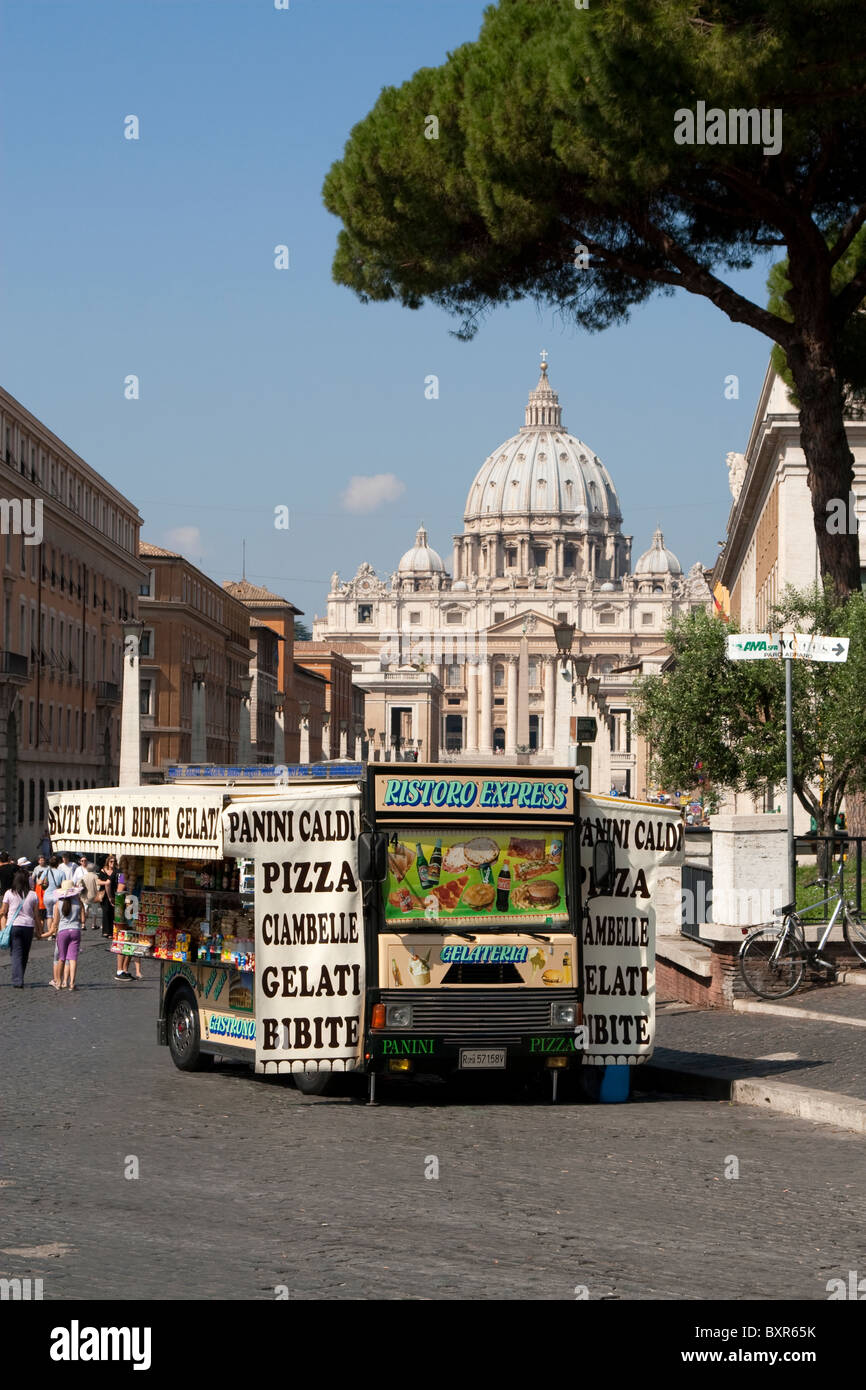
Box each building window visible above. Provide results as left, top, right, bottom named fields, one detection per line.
left=140, top=628, right=153, bottom=658
left=564, top=546, right=576, bottom=571
left=446, top=662, right=462, bottom=688
left=409, top=611, right=421, bottom=625
left=28, top=779, right=35, bottom=823
left=446, top=609, right=464, bottom=625
left=493, top=610, right=505, bottom=623
left=140, top=678, right=154, bottom=717
left=505, top=547, right=517, bottom=567
left=528, top=657, right=540, bottom=689
left=532, top=547, right=548, bottom=570
left=598, top=610, right=616, bottom=625
left=493, top=662, right=505, bottom=688
left=556, top=611, right=568, bottom=623
left=28, top=700, right=35, bottom=746
left=39, top=780, right=45, bottom=823
left=141, top=735, right=154, bottom=764
left=18, top=779, right=24, bottom=825
left=642, top=611, right=654, bottom=625
left=357, top=604, right=373, bottom=624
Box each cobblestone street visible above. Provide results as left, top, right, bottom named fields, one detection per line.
left=2, top=940, right=864, bottom=1302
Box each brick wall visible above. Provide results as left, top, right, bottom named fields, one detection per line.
left=658, top=941, right=862, bottom=1010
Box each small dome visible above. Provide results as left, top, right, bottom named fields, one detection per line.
left=452, top=580, right=468, bottom=591
left=600, top=581, right=617, bottom=591
left=634, top=527, right=682, bottom=576
left=398, top=524, right=446, bottom=574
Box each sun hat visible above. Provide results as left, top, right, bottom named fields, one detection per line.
left=57, top=879, right=84, bottom=899
left=17, top=856, right=31, bottom=867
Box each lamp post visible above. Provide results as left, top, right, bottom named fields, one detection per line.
left=238, top=674, right=253, bottom=763
left=299, top=699, right=310, bottom=764
left=378, top=729, right=386, bottom=762
left=274, top=689, right=286, bottom=764
left=366, top=726, right=376, bottom=762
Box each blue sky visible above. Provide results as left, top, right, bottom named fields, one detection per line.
left=1, top=0, right=775, bottom=625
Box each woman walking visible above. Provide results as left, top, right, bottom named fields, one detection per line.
left=49, top=879, right=85, bottom=990
left=42, top=854, right=66, bottom=934
left=98, top=855, right=118, bottom=941
left=0, top=869, right=43, bottom=987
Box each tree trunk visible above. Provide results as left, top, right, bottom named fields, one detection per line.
left=783, top=256, right=861, bottom=603
left=845, top=789, right=866, bottom=838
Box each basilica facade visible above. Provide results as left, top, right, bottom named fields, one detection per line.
left=314, top=358, right=710, bottom=793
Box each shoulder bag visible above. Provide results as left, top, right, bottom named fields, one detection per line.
left=0, top=899, right=24, bottom=950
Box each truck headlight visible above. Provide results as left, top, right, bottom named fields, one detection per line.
left=551, top=1002, right=576, bottom=1027
left=386, top=1003, right=413, bottom=1028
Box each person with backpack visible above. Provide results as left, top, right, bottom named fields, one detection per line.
left=31, top=855, right=50, bottom=934
left=0, top=869, right=43, bottom=987
left=42, top=854, right=66, bottom=934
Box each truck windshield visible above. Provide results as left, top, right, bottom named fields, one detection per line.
left=382, top=828, right=568, bottom=930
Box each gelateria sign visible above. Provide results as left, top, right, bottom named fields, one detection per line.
left=47, top=788, right=226, bottom=858
left=374, top=772, right=574, bottom=817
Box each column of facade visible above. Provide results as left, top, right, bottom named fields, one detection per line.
left=465, top=661, right=479, bottom=753
left=505, top=656, right=518, bottom=755
left=542, top=656, right=556, bottom=753
left=478, top=658, right=493, bottom=754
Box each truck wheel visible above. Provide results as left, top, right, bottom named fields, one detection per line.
left=294, top=1069, right=332, bottom=1095
left=167, top=985, right=213, bottom=1072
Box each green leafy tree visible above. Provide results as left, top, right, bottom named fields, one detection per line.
left=634, top=587, right=866, bottom=840
left=324, top=0, right=866, bottom=599
left=294, top=619, right=312, bottom=641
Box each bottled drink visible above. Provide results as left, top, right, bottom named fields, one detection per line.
left=496, top=861, right=511, bottom=913
left=428, top=839, right=443, bottom=885
left=562, top=951, right=572, bottom=986
left=416, top=844, right=432, bottom=890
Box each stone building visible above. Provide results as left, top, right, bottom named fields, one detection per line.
left=138, top=542, right=252, bottom=775
left=315, top=357, right=710, bottom=791
left=0, top=385, right=147, bottom=854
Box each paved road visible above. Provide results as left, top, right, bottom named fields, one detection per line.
left=2, top=938, right=864, bottom=1301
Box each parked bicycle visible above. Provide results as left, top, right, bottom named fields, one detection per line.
left=739, top=863, right=866, bottom=999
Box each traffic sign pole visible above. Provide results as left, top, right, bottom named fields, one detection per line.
left=785, top=657, right=796, bottom=906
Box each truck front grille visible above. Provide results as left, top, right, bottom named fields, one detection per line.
left=378, top=988, right=578, bottom=1044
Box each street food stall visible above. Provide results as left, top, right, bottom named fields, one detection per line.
left=47, top=765, right=683, bottom=1103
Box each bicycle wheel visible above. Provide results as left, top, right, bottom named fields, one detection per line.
left=739, top=927, right=805, bottom=999
left=843, top=909, right=866, bottom=967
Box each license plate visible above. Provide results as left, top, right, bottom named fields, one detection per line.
left=459, top=1048, right=506, bottom=1070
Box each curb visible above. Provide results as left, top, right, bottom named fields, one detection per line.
left=732, top=999, right=866, bottom=1027
left=634, top=1063, right=866, bottom=1135
left=836, top=969, right=866, bottom=987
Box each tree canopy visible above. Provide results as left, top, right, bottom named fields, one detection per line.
left=634, top=586, right=866, bottom=832
left=324, top=0, right=866, bottom=597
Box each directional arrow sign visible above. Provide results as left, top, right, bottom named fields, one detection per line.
left=789, top=633, right=849, bottom=663
left=726, top=633, right=848, bottom=662
left=726, top=634, right=780, bottom=660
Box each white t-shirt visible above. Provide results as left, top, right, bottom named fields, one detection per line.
left=72, top=865, right=87, bottom=886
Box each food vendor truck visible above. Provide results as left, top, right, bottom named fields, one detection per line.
left=47, top=765, right=683, bottom=1103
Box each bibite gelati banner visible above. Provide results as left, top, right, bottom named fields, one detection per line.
left=221, top=786, right=364, bottom=1075
left=579, top=793, right=683, bottom=1067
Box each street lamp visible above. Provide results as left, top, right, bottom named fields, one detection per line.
left=239, top=675, right=252, bottom=699
left=299, top=700, right=310, bottom=720
left=586, top=677, right=601, bottom=700
left=192, top=655, right=208, bottom=684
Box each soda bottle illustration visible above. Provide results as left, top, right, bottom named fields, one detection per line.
left=416, top=843, right=432, bottom=889
left=495, top=861, right=511, bottom=912
left=428, top=839, right=443, bottom=885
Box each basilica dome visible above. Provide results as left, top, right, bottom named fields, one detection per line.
left=634, top=527, right=682, bottom=576
left=398, top=524, right=446, bottom=575
left=463, top=359, right=622, bottom=528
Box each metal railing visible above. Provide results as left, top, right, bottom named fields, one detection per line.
left=794, top=834, right=864, bottom=915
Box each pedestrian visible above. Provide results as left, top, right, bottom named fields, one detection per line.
left=81, top=861, right=102, bottom=931
left=42, top=854, right=66, bottom=931
left=31, top=854, right=50, bottom=935
left=72, top=854, right=88, bottom=888
left=0, top=868, right=43, bottom=987
left=98, top=855, right=118, bottom=940
left=0, top=851, right=15, bottom=896
left=49, top=879, right=85, bottom=990
left=60, top=851, right=76, bottom=879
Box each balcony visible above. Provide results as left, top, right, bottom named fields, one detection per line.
left=95, top=681, right=121, bottom=704
left=0, top=650, right=29, bottom=682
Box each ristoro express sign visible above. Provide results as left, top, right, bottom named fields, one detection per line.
left=372, top=770, right=575, bottom=818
